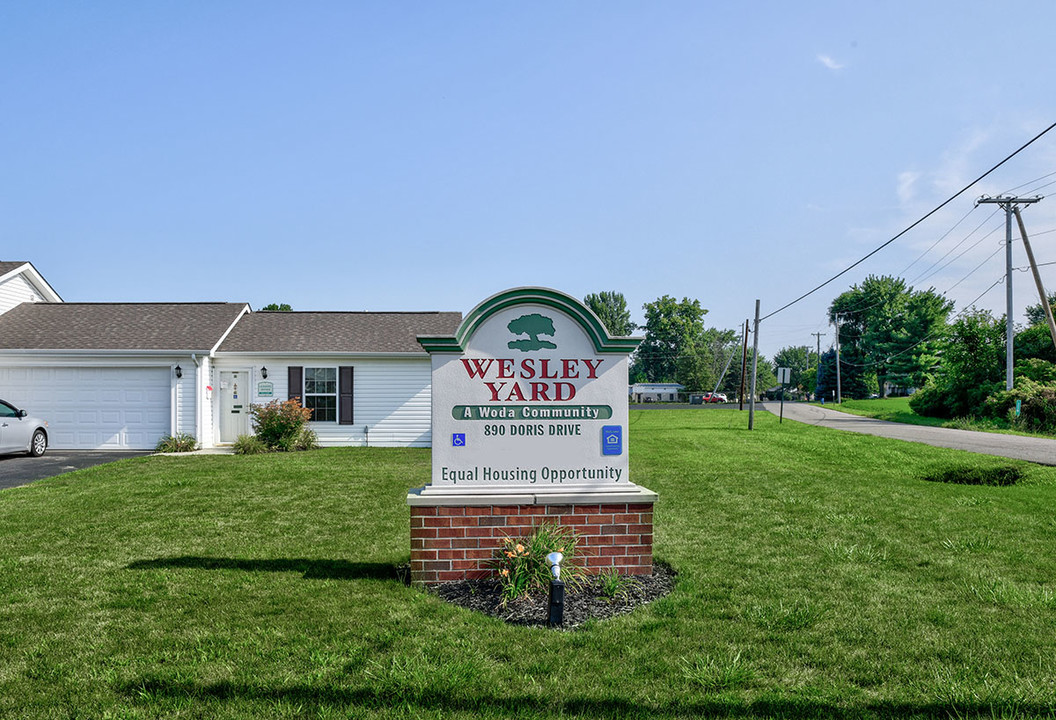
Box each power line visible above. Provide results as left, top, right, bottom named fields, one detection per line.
left=1023, top=177, right=1056, bottom=196
left=944, top=244, right=1005, bottom=293
left=823, top=217, right=1047, bottom=372
left=761, top=121, right=1056, bottom=322
left=820, top=209, right=999, bottom=321
left=913, top=221, right=1004, bottom=287
left=907, top=208, right=1001, bottom=286
left=835, top=275, right=1006, bottom=370
left=1001, top=170, right=1056, bottom=195
left=897, top=205, right=978, bottom=279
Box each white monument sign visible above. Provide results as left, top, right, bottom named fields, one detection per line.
left=415, top=287, right=647, bottom=500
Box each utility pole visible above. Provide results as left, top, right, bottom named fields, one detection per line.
left=748, top=300, right=760, bottom=430
left=1013, top=205, right=1056, bottom=353
left=977, top=195, right=1043, bottom=390
left=811, top=331, right=825, bottom=400
left=834, top=313, right=842, bottom=404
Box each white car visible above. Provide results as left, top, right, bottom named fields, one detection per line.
left=0, top=399, right=49, bottom=456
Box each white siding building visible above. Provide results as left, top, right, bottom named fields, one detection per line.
left=212, top=311, right=460, bottom=448
left=0, top=302, right=248, bottom=450
left=630, top=382, right=685, bottom=403
left=0, top=265, right=462, bottom=452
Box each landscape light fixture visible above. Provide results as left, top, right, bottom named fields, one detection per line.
left=546, top=552, right=564, bottom=627
left=547, top=552, right=563, bottom=580
left=174, top=365, right=182, bottom=379
left=261, top=366, right=268, bottom=379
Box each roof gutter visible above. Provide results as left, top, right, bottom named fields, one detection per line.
left=0, top=349, right=215, bottom=356
left=211, top=351, right=429, bottom=358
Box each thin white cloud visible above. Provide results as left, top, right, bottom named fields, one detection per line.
left=897, top=171, right=920, bottom=206
left=817, top=54, right=844, bottom=71
left=931, top=127, right=991, bottom=197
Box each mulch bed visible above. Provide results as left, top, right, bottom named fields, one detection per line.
left=426, top=563, right=677, bottom=629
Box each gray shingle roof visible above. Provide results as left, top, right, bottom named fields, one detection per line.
left=217, top=311, right=462, bottom=354
left=0, top=261, right=30, bottom=277
left=0, top=303, right=248, bottom=351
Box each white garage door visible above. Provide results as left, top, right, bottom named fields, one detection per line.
left=0, top=367, right=171, bottom=450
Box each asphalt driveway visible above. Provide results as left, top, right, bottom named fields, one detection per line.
left=0, top=450, right=150, bottom=490
left=765, top=402, right=1056, bottom=465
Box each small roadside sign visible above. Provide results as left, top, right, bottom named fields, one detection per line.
left=777, top=367, right=791, bottom=385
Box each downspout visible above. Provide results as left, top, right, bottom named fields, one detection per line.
left=191, top=353, right=201, bottom=446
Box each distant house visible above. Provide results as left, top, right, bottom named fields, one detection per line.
left=629, top=382, right=685, bottom=403
left=0, top=262, right=460, bottom=451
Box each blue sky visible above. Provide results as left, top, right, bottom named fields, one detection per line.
left=4, top=2, right=1056, bottom=359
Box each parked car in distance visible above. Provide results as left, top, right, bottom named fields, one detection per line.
left=0, top=399, right=49, bottom=456
left=702, top=392, right=728, bottom=403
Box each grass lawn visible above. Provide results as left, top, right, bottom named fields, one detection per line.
left=825, top=397, right=950, bottom=427
left=3, top=409, right=1056, bottom=719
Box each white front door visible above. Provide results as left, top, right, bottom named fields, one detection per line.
left=219, top=370, right=250, bottom=443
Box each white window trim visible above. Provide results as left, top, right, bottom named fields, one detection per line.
left=303, top=366, right=339, bottom=423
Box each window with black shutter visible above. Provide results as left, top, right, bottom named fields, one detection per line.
left=288, top=366, right=303, bottom=402
left=339, top=366, right=354, bottom=425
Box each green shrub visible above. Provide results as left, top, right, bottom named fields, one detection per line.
left=982, top=377, right=1056, bottom=433
left=1015, top=357, right=1056, bottom=384
left=249, top=398, right=312, bottom=450
left=232, top=434, right=268, bottom=455
left=295, top=426, right=319, bottom=451
left=154, top=433, right=199, bottom=453
left=908, top=380, right=947, bottom=417
left=490, top=523, right=583, bottom=603
left=910, top=377, right=1004, bottom=420
left=922, top=464, right=1022, bottom=486
left=597, top=567, right=640, bottom=600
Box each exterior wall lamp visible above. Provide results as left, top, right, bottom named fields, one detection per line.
left=174, top=365, right=182, bottom=379
left=261, top=366, right=268, bottom=379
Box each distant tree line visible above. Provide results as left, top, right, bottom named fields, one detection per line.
left=585, top=291, right=775, bottom=400
left=588, top=275, right=1056, bottom=427
left=769, top=275, right=1056, bottom=433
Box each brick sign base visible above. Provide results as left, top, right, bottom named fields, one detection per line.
left=408, top=496, right=655, bottom=585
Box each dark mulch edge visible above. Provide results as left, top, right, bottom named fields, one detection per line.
left=425, top=563, right=677, bottom=629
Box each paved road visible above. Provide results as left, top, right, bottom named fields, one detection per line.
left=0, top=451, right=150, bottom=490
left=763, top=402, right=1056, bottom=465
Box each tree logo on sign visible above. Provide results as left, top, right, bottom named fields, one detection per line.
left=507, top=314, right=557, bottom=351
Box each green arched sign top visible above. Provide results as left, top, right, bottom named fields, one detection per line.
left=417, top=287, right=642, bottom=354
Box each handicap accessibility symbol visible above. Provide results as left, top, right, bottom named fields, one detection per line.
left=452, top=433, right=466, bottom=447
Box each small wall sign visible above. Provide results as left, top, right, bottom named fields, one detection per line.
left=601, top=425, right=623, bottom=456
left=258, top=381, right=274, bottom=397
